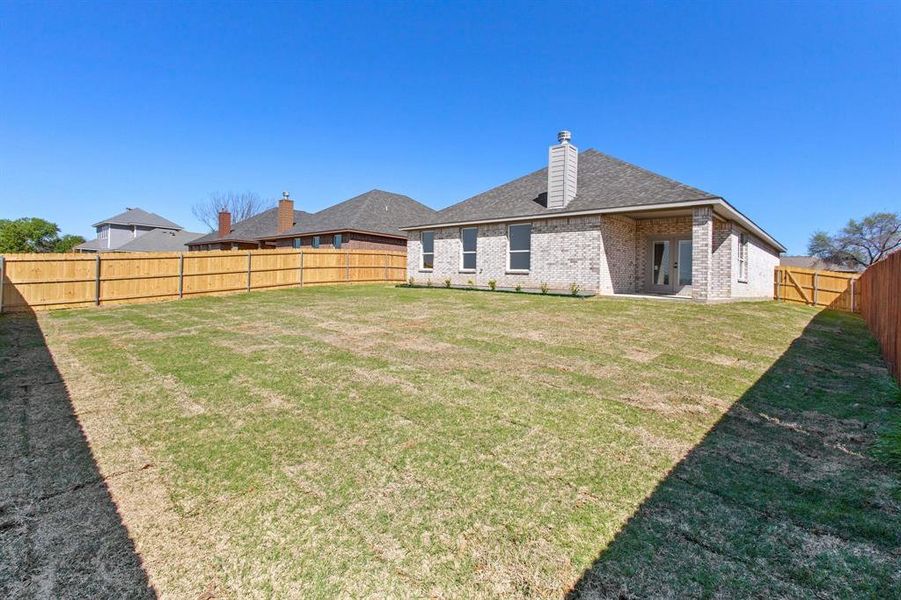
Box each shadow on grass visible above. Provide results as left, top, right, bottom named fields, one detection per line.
left=0, top=314, right=155, bottom=598
left=568, top=309, right=901, bottom=598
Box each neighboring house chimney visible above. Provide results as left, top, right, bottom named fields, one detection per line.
left=546, top=130, right=578, bottom=209
left=218, top=210, right=231, bottom=238
left=278, top=191, right=294, bottom=234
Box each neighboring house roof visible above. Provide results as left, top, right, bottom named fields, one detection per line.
left=188, top=207, right=312, bottom=246
left=73, top=238, right=103, bottom=252
left=262, top=189, right=437, bottom=240
left=74, top=229, right=204, bottom=252
left=780, top=255, right=863, bottom=273
left=402, top=148, right=785, bottom=252
left=114, top=229, right=204, bottom=252
left=92, top=207, right=183, bottom=229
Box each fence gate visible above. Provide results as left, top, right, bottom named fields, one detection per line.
left=774, top=266, right=860, bottom=312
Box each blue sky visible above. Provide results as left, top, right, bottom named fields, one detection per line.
left=1, top=1, right=898, bottom=253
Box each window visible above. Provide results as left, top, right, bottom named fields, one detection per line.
left=421, top=231, right=435, bottom=270
left=738, top=233, right=749, bottom=282
left=460, top=227, right=477, bottom=271
left=508, top=223, right=531, bottom=271
left=334, top=234, right=343, bottom=249
left=312, top=236, right=320, bottom=249
left=293, top=238, right=301, bottom=249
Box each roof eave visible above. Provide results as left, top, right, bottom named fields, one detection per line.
left=257, top=227, right=406, bottom=241
left=400, top=197, right=786, bottom=253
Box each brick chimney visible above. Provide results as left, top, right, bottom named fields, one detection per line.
left=278, top=191, right=294, bottom=234
left=218, top=210, right=231, bottom=238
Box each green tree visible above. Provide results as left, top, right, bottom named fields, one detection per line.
left=54, top=233, right=87, bottom=253
left=808, top=212, right=901, bottom=268
left=0, top=218, right=84, bottom=253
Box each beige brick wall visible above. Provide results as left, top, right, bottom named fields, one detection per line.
left=406, top=207, right=780, bottom=301
left=731, top=226, right=780, bottom=298
left=407, top=216, right=602, bottom=292
left=599, top=215, right=638, bottom=293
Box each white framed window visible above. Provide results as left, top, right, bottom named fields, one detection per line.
left=334, top=234, right=343, bottom=249
left=460, top=227, right=477, bottom=271
left=738, top=232, right=749, bottom=282
left=507, top=223, right=531, bottom=272
left=420, top=231, right=434, bottom=270
left=312, top=235, right=320, bottom=249
left=293, top=238, right=301, bottom=249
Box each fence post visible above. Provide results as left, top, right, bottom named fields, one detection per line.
left=95, top=254, right=101, bottom=306
left=299, top=250, right=304, bottom=287
left=777, top=269, right=782, bottom=301
left=813, top=272, right=818, bottom=307
left=247, top=251, right=252, bottom=292
left=178, top=253, right=184, bottom=299
left=345, top=250, right=350, bottom=282
left=384, top=252, right=389, bottom=281
left=850, top=277, right=856, bottom=313
left=0, top=256, right=5, bottom=314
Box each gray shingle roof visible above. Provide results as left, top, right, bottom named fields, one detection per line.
left=92, top=208, right=183, bottom=229
left=269, top=190, right=437, bottom=239
left=73, top=238, right=103, bottom=252
left=74, top=229, right=204, bottom=252
left=114, top=229, right=204, bottom=252
left=405, top=149, right=719, bottom=227
left=188, top=207, right=312, bottom=245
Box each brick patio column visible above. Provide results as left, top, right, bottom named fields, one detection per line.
left=692, top=206, right=713, bottom=302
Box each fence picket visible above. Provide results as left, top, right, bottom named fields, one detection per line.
left=0, top=248, right=406, bottom=312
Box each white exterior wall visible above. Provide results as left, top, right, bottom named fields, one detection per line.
left=731, top=226, right=780, bottom=298
left=407, top=216, right=602, bottom=292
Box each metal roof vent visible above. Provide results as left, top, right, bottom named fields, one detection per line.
left=547, top=130, right=578, bottom=209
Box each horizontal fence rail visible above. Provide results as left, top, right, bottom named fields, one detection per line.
left=0, top=249, right=407, bottom=313
left=774, top=266, right=861, bottom=313
left=858, top=252, right=900, bottom=382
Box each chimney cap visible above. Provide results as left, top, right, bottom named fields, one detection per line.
left=557, top=130, right=572, bottom=144
left=282, top=191, right=290, bottom=200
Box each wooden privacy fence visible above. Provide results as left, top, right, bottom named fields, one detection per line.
left=0, top=249, right=407, bottom=313
left=774, top=266, right=861, bottom=312
left=858, top=251, right=901, bottom=381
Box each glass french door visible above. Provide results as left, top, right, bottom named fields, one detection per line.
left=649, top=238, right=692, bottom=294
left=649, top=240, right=671, bottom=292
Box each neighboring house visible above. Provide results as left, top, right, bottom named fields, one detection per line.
left=402, top=131, right=785, bottom=301
left=780, top=255, right=864, bottom=273
left=75, top=208, right=203, bottom=252
left=188, top=190, right=436, bottom=252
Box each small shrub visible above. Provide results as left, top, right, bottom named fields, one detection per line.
left=514, top=283, right=522, bottom=293
left=444, top=278, right=451, bottom=288
left=467, top=278, right=475, bottom=288
left=488, top=279, right=497, bottom=291
left=408, top=276, right=415, bottom=287
left=570, top=282, right=581, bottom=296
left=426, top=278, right=433, bottom=287
left=540, top=282, right=549, bottom=295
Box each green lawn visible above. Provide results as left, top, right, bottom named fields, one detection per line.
left=2, top=285, right=898, bottom=598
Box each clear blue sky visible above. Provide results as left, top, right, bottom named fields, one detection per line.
left=1, top=1, right=898, bottom=253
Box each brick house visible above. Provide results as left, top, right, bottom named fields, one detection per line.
left=188, top=189, right=436, bottom=252
left=402, top=132, right=784, bottom=301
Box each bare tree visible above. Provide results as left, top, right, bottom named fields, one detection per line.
left=192, top=191, right=270, bottom=231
